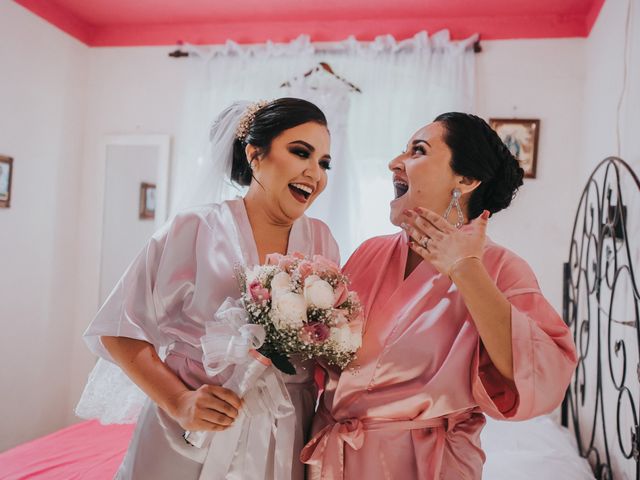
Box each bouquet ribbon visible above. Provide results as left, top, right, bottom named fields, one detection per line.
left=200, top=297, right=267, bottom=377
left=181, top=297, right=296, bottom=480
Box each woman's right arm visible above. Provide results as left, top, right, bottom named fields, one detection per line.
left=102, top=336, right=241, bottom=432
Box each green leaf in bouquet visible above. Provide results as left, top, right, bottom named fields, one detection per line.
left=269, top=352, right=297, bottom=375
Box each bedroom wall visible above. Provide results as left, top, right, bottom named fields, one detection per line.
left=583, top=0, right=640, bottom=173
left=0, top=1, right=88, bottom=451
left=476, top=38, right=585, bottom=312
left=66, top=47, right=189, bottom=426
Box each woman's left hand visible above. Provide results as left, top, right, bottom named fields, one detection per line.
left=402, top=208, right=490, bottom=277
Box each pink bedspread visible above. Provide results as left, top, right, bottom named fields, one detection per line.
left=0, top=421, right=133, bottom=479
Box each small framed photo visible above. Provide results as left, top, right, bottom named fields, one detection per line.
left=489, top=118, right=540, bottom=179
left=0, top=156, right=13, bottom=208
left=139, top=182, right=156, bottom=219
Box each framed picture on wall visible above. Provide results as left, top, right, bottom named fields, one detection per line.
left=489, top=118, right=540, bottom=179
left=139, top=182, right=156, bottom=219
left=0, top=156, right=13, bottom=208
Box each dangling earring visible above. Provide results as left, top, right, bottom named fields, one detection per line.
left=443, top=188, right=464, bottom=229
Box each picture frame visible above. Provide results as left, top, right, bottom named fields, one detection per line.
left=139, top=182, right=156, bottom=219
left=0, top=156, right=13, bottom=208
left=489, top=118, right=540, bottom=179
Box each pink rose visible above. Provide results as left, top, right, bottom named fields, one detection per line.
left=312, top=255, right=341, bottom=276
left=333, top=282, right=349, bottom=307
left=299, top=322, right=330, bottom=344
left=249, top=280, right=271, bottom=302
left=280, top=252, right=306, bottom=271
left=266, top=253, right=302, bottom=272
left=296, top=260, right=314, bottom=281
left=265, top=253, right=285, bottom=266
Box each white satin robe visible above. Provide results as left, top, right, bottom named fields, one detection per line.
left=83, top=198, right=340, bottom=480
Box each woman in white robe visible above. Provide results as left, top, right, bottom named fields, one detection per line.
left=80, top=98, right=340, bottom=480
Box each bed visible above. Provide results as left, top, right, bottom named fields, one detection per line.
left=0, top=415, right=594, bottom=480
left=2, top=157, right=638, bottom=480
left=0, top=421, right=133, bottom=480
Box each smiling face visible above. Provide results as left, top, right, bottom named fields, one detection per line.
left=247, top=121, right=331, bottom=222
left=389, top=122, right=472, bottom=227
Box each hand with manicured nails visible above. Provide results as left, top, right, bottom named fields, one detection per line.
left=402, top=208, right=490, bottom=277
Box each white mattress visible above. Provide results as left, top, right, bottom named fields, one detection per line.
left=481, top=415, right=595, bottom=479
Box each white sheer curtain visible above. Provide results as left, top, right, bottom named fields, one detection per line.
left=171, top=30, right=477, bottom=258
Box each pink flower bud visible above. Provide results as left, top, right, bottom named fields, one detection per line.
left=299, top=322, right=330, bottom=344
left=249, top=280, right=271, bottom=302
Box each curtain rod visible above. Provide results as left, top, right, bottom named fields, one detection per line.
left=168, top=38, right=481, bottom=58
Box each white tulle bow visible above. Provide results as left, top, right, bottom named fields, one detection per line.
left=182, top=296, right=296, bottom=480
left=200, top=298, right=266, bottom=377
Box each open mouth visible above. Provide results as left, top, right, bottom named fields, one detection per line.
left=393, top=179, right=409, bottom=199
left=289, top=183, right=314, bottom=203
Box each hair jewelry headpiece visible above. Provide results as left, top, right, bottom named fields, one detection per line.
left=235, top=100, right=271, bottom=141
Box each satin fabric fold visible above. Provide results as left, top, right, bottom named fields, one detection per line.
left=303, top=231, right=577, bottom=479
left=302, top=405, right=476, bottom=479
left=80, top=198, right=341, bottom=480
left=172, top=343, right=296, bottom=480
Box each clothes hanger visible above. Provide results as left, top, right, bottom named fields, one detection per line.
left=280, top=62, right=362, bottom=93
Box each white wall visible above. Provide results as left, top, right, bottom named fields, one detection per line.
left=583, top=0, right=640, bottom=174
left=476, top=38, right=586, bottom=312
left=99, top=144, right=160, bottom=305
left=67, top=47, right=190, bottom=426
left=0, top=1, right=88, bottom=451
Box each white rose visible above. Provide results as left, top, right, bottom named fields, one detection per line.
left=330, top=325, right=361, bottom=352
left=304, top=276, right=335, bottom=309
left=271, top=271, right=291, bottom=290
left=304, top=275, right=321, bottom=286
left=272, top=292, right=307, bottom=329
left=270, top=272, right=292, bottom=299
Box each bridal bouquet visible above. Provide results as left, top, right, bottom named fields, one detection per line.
left=241, top=252, right=363, bottom=374
left=184, top=253, right=362, bottom=452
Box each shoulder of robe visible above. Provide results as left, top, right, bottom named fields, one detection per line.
left=307, top=216, right=331, bottom=234
left=344, top=233, right=399, bottom=269
left=357, top=233, right=398, bottom=252
left=306, top=216, right=341, bottom=263
left=158, top=203, right=223, bottom=239
left=483, top=239, right=541, bottom=295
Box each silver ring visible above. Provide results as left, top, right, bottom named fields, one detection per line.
left=420, top=236, right=430, bottom=249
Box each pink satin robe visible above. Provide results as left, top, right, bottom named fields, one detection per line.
left=302, top=232, right=578, bottom=479
left=83, top=198, right=340, bottom=480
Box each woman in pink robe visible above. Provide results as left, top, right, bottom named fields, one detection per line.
left=302, top=113, right=578, bottom=479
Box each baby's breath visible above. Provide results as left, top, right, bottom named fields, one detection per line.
left=236, top=256, right=362, bottom=372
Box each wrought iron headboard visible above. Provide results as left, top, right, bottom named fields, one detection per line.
left=562, top=157, right=640, bottom=480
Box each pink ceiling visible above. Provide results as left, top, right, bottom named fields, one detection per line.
left=15, top=0, right=606, bottom=47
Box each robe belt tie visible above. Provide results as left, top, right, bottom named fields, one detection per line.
left=300, top=404, right=474, bottom=480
